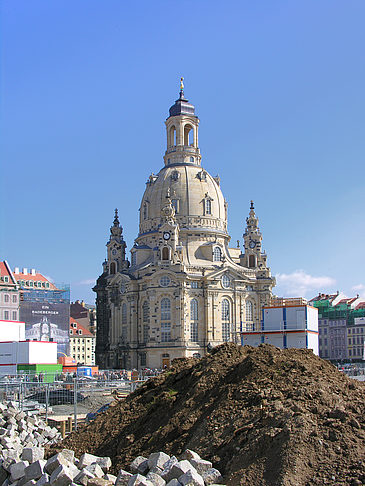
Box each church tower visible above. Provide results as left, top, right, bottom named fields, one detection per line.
left=94, top=81, right=276, bottom=370
left=105, top=209, right=128, bottom=275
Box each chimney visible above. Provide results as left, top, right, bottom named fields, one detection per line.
left=23, top=268, right=28, bottom=275
left=31, top=269, right=36, bottom=276
left=14, top=267, right=19, bottom=274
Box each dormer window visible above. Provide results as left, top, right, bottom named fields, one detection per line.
left=213, top=246, right=222, bottom=262
left=204, top=194, right=213, bottom=215
left=143, top=202, right=148, bottom=220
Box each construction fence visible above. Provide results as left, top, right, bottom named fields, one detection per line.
left=0, top=375, right=147, bottom=435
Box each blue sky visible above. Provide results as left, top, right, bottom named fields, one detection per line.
left=1, top=0, right=364, bottom=304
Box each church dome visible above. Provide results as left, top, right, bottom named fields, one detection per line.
left=139, top=164, right=227, bottom=235
left=137, top=82, right=228, bottom=239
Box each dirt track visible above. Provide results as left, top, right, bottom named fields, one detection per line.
left=53, top=343, right=365, bottom=486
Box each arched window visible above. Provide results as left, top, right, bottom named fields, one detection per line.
left=221, top=299, right=231, bottom=342
left=190, top=299, right=198, bottom=342
left=110, top=262, right=116, bottom=274
left=170, top=126, right=176, bottom=146
left=184, top=124, right=194, bottom=146
left=205, top=199, right=212, bottom=215
left=122, top=303, right=127, bottom=325
left=190, top=299, right=198, bottom=320
left=162, top=246, right=169, bottom=261
left=161, top=298, right=171, bottom=320
left=143, top=203, right=148, bottom=220
left=213, top=246, right=222, bottom=262
left=142, top=301, right=149, bottom=323
left=246, top=301, right=253, bottom=321
left=161, top=298, right=171, bottom=342
left=249, top=255, right=256, bottom=268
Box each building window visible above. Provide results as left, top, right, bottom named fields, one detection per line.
left=190, top=299, right=198, bottom=321
left=140, top=353, right=146, bottom=366
left=4, top=311, right=9, bottom=320
left=171, top=199, right=179, bottom=214
left=12, top=295, right=17, bottom=303
left=4, top=295, right=9, bottom=303
left=213, top=247, right=222, bottom=262
left=191, top=281, right=198, bottom=288
left=249, top=255, right=256, bottom=268
left=143, top=203, right=148, bottom=220
left=349, top=349, right=352, bottom=356
left=122, top=303, right=127, bottom=325
left=190, top=156, right=194, bottom=162
left=246, top=301, right=253, bottom=321
left=161, top=298, right=171, bottom=321
left=205, top=198, right=212, bottom=215
left=142, top=301, right=149, bottom=322
left=190, top=299, right=198, bottom=342
left=160, top=276, right=170, bottom=287
left=161, top=322, right=171, bottom=342
left=143, top=325, right=149, bottom=343
left=12, top=311, right=17, bottom=320
left=121, top=326, right=127, bottom=342
left=221, top=275, right=230, bottom=288
left=221, top=299, right=231, bottom=342
left=131, top=252, right=137, bottom=266
left=110, top=262, right=116, bottom=274
left=162, top=247, right=170, bottom=261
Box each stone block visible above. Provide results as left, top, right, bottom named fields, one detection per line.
left=178, top=470, right=204, bottom=486
left=45, top=455, right=69, bottom=476
left=163, top=462, right=196, bottom=483
left=83, top=466, right=103, bottom=480
left=0, top=466, right=8, bottom=484
left=22, top=448, right=45, bottom=463
left=50, top=465, right=77, bottom=486
left=201, top=469, right=223, bottom=485
left=10, top=462, right=29, bottom=482
left=102, top=475, right=116, bottom=483
left=86, top=480, right=113, bottom=486
left=78, top=455, right=98, bottom=470
left=147, top=453, right=170, bottom=471
left=74, top=469, right=95, bottom=486
left=165, top=481, right=180, bottom=486
left=94, top=459, right=111, bottom=474
left=189, top=459, right=212, bottom=476
left=130, top=458, right=148, bottom=476
left=34, top=474, right=50, bottom=486
left=60, top=452, right=74, bottom=465
left=145, top=472, right=166, bottom=486
left=115, top=470, right=132, bottom=486
left=21, top=481, right=37, bottom=486
left=127, top=475, right=153, bottom=486
left=147, top=468, right=162, bottom=476
left=24, top=461, right=47, bottom=481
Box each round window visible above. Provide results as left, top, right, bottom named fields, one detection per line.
left=160, top=276, right=171, bottom=287
left=221, top=275, right=230, bottom=288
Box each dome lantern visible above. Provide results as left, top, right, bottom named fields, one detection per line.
left=164, top=78, right=201, bottom=167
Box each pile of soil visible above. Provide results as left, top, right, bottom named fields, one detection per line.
left=55, top=344, right=365, bottom=486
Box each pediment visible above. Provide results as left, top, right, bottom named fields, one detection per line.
left=204, top=265, right=248, bottom=282
left=107, top=272, right=131, bottom=286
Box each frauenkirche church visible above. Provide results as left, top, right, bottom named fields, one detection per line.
left=94, top=80, right=276, bottom=369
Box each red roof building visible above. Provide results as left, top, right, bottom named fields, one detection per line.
left=69, top=317, right=95, bottom=366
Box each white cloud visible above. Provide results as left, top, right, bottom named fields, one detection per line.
left=74, top=278, right=96, bottom=286
left=352, top=284, right=365, bottom=298
left=275, top=270, right=336, bottom=298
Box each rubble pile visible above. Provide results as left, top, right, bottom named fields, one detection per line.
left=0, top=401, right=60, bottom=458
left=0, top=447, right=223, bottom=486
left=57, top=344, right=365, bottom=486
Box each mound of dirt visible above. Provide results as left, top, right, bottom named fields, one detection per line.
left=54, top=344, right=365, bottom=486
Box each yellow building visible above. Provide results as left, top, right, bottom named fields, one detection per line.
left=94, top=83, right=275, bottom=369
left=69, top=317, right=95, bottom=365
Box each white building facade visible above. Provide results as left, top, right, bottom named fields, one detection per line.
left=241, top=303, right=319, bottom=355
left=94, top=84, right=276, bottom=369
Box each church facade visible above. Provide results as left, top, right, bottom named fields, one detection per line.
left=93, top=84, right=276, bottom=370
